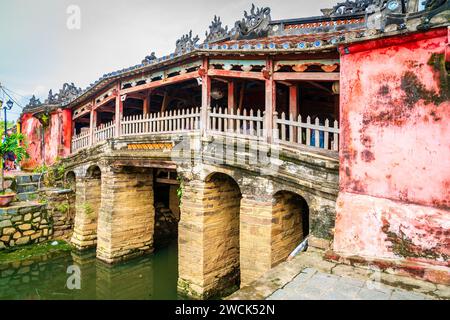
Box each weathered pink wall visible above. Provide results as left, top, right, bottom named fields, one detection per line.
left=21, top=113, right=43, bottom=170
left=334, top=28, right=450, bottom=272
left=20, top=109, right=73, bottom=170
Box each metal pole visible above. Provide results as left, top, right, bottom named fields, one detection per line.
left=4, top=107, right=7, bottom=138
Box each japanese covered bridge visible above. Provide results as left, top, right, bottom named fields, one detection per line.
left=20, top=0, right=450, bottom=298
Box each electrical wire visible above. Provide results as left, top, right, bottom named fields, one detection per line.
left=0, top=87, right=25, bottom=109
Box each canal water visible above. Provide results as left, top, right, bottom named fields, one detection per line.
left=0, top=241, right=180, bottom=300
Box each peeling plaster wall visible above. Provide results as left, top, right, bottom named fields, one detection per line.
left=20, top=109, right=72, bottom=170
left=335, top=28, right=450, bottom=267
left=21, top=113, right=43, bottom=170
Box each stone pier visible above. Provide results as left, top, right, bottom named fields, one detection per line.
left=178, top=173, right=242, bottom=299
left=71, top=166, right=102, bottom=250
left=96, top=167, right=154, bottom=264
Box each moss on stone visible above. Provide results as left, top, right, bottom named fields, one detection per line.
left=0, top=240, right=72, bottom=264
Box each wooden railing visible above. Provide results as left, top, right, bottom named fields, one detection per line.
left=208, top=107, right=265, bottom=139
left=71, top=107, right=340, bottom=153
left=121, top=107, right=201, bottom=136
left=71, top=131, right=90, bottom=153
left=274, top=113, right=339, bottom=151
left=93, top=121, right=115, bottom=144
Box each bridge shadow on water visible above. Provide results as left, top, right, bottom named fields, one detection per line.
left=0, top=241, right=180, bottom=300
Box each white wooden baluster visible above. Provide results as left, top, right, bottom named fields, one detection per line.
left=289, top=113, right=294, bottom=143
left=281, top=112, right=286, bottom=141
left=333, top=120, right=339, bottom=151
left=306, top=116, right=311, bottom=146
left=315, top=118, right=320, bottom=148
left=297, top=115, right=302, bottom=145
left=324, top=119, right=330, bottom=150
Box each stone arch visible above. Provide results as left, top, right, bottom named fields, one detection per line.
left=271, top=190, right=310, bottom=267
left=71, top=164, right=103, bottom=250
left=65, top=171, right=76, bottom=191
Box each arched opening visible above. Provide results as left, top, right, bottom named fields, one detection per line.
left=153, top=169, right=180, bottom=249
left=272, top=191, right=309, bottom=266
left=65, top=171, right=76, bottom=192
left=205, top=172, right=242, bottom=296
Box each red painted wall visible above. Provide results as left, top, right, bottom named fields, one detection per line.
left=20, top=109, right=73, bottom=170
left=334, top=28, right=450, bottom=274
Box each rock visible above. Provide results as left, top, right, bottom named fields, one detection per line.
left=24, top=213, right=32, bottom=222
left=18, top=224, right=32, bottom=231
left=15, top=237, right=30, bottom=245
left=13, top=232, right=22, bottom=240
left=2, top=227, right=15, bottom=235
left=0, top=236, right=9, bottom=242
left=0, top=220, right=12, bottom=228
left=23, top=230, right=35, bottom=236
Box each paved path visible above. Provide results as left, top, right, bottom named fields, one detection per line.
left=267, top=267, right=432, bottom=300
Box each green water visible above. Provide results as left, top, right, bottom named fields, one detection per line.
left=0, top=241, right=180, bottom=300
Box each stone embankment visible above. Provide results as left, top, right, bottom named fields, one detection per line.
left=0, top=174, right=75, bottom=250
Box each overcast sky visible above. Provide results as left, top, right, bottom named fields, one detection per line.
left=0, top=0, right=337, bottom=120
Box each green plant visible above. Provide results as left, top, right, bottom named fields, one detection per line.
left=0, top=133, right=29, bottom=192
left=176, top=177, right=184, bottom=204
left=82, top=202, right=94, bottom=216
left=56, top=203, right=70, bottom=214
left=33, top=164, right=49, bottom=174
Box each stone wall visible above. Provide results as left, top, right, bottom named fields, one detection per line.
left=0, top=203, right=52, bottom=249
left=40, top=189, right=75, bottom=241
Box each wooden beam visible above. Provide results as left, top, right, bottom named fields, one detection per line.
left=94, top=95, right=116, bottom=110
left=208, top=69, right=265, bottom=81
left=120, top=71, right=200, bottom=95
left=273, top=72, right=340, bottom=81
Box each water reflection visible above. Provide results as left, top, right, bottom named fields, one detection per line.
left=0, top=241, right=179, bottom=300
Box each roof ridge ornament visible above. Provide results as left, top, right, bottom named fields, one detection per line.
left=230, top=4, right=271, bottom=40
left=175, top=30, right=200, bottom=55
left=324, top=0, right=384, bottom=16
left=28, top=95, right=42, bottom=107
left=44, top=82, right=82, bottom=105
left=205, top=15, right=229, bottom=44
left=142, top=52, right=157, bottom=64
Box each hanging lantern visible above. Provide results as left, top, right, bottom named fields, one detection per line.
left=332, top=81, right=340, bottom=95
left=210, top=88, right=225, bottom=100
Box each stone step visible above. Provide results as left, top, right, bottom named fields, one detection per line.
left=16, top=182, right=39, bottom=193
left=15, top=174, right=42, bottom=185
left=15, top=191, right=39, bottom=202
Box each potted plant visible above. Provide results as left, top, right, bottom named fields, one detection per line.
left=0, top=133, right=29, bottom=207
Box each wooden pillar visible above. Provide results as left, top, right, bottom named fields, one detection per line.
left=289, top=85, right=298, bottom=119
left=115, top=83, right=123, bottom=138
left=200, top=57, right=211, bottom=136
left=228, top=81, right=235, bottom=112
left=265, top=58, right=276, bottom=143
left=143, top=92, right=150, bottom=115
left=89, top=105, right=97, bottom=146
